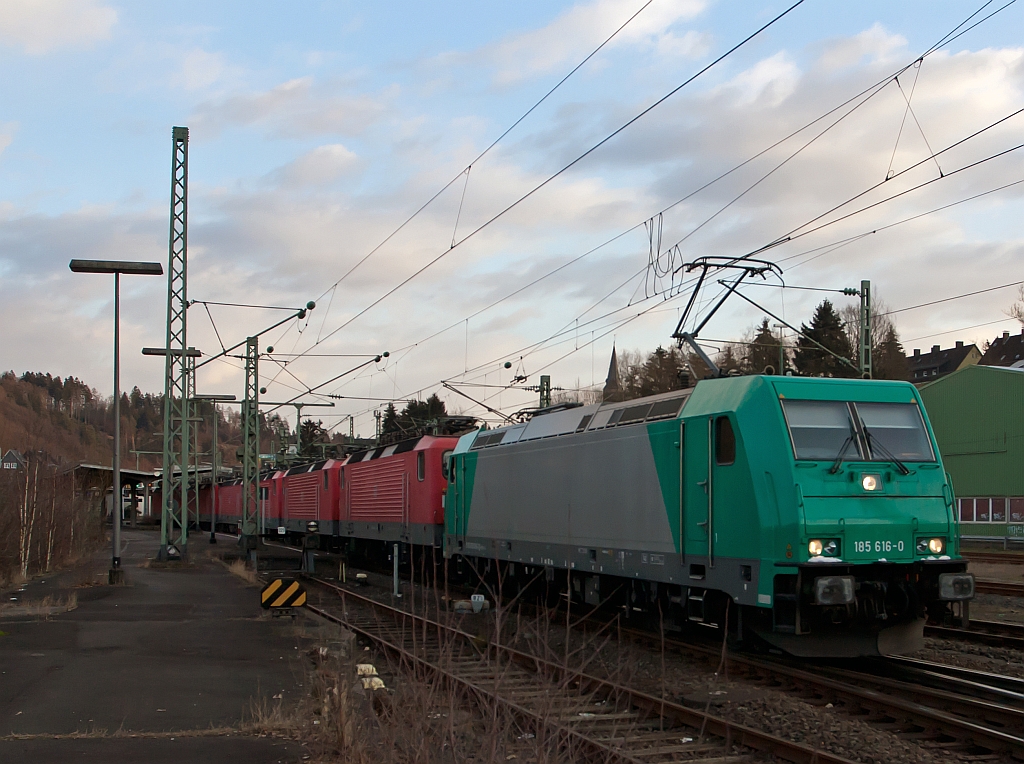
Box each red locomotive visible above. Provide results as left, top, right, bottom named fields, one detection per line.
left=192, top=435, right=458, bottom=552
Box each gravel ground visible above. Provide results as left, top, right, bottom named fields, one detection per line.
left=523, top=626, right=953, bottom=764
left=918, top=630, right=1024, bottom=679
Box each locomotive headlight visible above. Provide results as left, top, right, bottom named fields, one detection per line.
left=808, top=539, right=840, bottom=557
left=861, top=474, right=880, bottom=491
left=916, top=537, right=945, bottom=555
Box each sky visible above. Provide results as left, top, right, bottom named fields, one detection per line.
left=2, top=0, right=1023, bottom=437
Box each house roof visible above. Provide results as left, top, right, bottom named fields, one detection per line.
left=907, top=341, right=978, bottom=382
left=979, top=327, right=1024, bottom=368
left=1, top=449, right=26, bottom=470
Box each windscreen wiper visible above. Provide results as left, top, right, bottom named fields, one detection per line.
left=864, top=430, right=911, bottom=475
left=829, top=435, right=855, bottom=474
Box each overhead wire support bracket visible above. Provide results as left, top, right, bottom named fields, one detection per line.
left=194, top=301, right=315, bottom=371
left=442, top=381, right=515, bottom=425
left=718, top=279, right=862, bottom=375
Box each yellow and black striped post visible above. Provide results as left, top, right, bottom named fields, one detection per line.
left=260, top=578, right=307, bottom=610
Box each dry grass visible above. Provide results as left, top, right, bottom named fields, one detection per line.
left=0, top=592, right=78, bottom=617
left=226, top=558, right=259, bottom=585
left=241, top=565, right=671, bottom=764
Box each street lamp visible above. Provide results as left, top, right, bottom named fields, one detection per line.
left=70, top=258, right=163, bottom=584
left=194, top=393, right=236, bottom=543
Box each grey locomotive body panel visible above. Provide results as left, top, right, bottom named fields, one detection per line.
left=466, top=424, right=675, bottom=554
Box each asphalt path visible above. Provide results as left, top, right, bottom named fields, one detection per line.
left=0, top=529, right=311, bottom=763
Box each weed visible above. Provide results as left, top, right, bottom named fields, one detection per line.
left=227, top=558, right=258, bottom=585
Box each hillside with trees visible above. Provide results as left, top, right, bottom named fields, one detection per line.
left=0, top=370, right=297, bottom=584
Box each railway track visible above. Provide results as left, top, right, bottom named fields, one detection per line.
left=297, top=560, right=1024, bottom=760
left=620, top=626, right=1024, bottom=760
left=976, top=580, right=1024, bottom=597
left=966, top=552, right=1024, bottom=566
left=926, top=618, right=1024, bottom=650
left=304, top=575, right=858, bottom=764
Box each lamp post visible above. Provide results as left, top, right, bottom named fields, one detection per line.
left=194, top=394, right=236, bottom=543
left=70, top=259, right=163, bottom=584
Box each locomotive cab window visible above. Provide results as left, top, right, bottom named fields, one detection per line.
left=781, top=400, right=861, bottom=461
left=715, top=416, right=735, bottom=466
left=441, top=450, right=453, bottom=481
left=417, top=451, right=425, bottom=481
left=856, top=402, right=934, bottom=462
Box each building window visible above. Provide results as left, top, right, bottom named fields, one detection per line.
left=417, top=451, right=425, bottom=481
left=1011, top=498, right=1024, bottom=522
left=959, top=498, right=974, bottom=522
left=977, top=498, right=991, bottom=523
left=992, top=498, right=1007, bottom=523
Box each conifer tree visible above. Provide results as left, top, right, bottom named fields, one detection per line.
left=872, top=324, right=911, bottom=380
left=794, top=300, right=857, bottom=377
left=743, top=318, right=785, bottom=374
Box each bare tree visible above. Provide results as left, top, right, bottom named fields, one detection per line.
left=839, top=294, right=897, bottom=358
left=1007, top=285, right=1024, bottom=326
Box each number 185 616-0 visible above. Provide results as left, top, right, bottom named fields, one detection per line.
left=854, top=540, right=904, bottom=553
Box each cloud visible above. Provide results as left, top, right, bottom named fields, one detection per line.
left=4, top=16, right=1024, bottom=434
left=189, top=77, right=390, bottom=138
left=720, top=51, right=800, bottom=107
left=271, top=144, right=360, bottom=187
left=0, top=0, right=116, bottom=55
left=453, top=0, right=709, bottom=87
left=817, top=23, right=907, bottom=72
left=173, top=48, right=228, bottom=91
left=0, top=123, right=15, bottom=157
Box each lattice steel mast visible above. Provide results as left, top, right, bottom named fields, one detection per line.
left=159, top=126, right=191, bottom=560
left=241, top=337, right=260, bottom=556
left=859, top=280, right=872, bottom=378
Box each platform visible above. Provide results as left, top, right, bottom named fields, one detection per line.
left=0, top=529, right=310, bottom=763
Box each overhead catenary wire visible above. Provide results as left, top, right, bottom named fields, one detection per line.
left=290, top=0, right=811, bottom=362
left=319, top=0, right=1016, bottom=381
left=264, top=1, right=1020, bottom=427
left=265, top=0, right=1010, bottom=413
left=307, top=1, right=657, bottom=319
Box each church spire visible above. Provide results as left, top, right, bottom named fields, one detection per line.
left=603, top=346, right=623, bottom=402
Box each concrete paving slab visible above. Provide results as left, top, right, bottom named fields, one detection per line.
left=0, top=735, right=305, bottom=763
left=0, top=530, right=314, bottom=762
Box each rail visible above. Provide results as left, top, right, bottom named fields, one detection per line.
left=305, top=575, right=858, bottom=764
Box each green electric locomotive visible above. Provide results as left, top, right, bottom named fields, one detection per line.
left=444, top=374, right=974, bottom=657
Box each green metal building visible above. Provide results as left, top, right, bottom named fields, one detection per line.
left=919, top=365, right=1024, bottom=540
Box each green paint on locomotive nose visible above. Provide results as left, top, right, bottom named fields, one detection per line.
left=645, top=374, right=957, bottom=585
